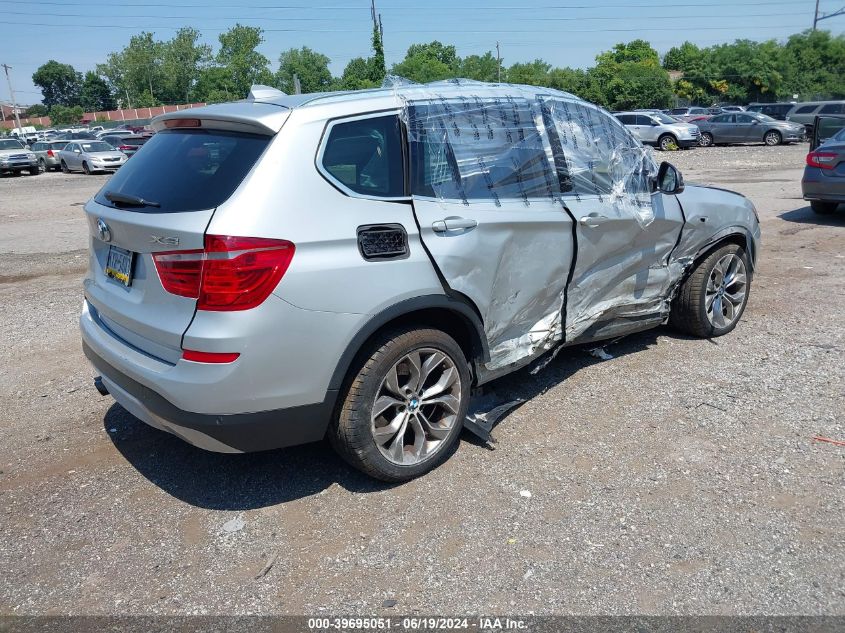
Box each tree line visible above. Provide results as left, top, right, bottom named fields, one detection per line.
left=28, top=24, right=845, bottom=126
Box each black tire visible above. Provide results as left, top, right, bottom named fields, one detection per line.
left=764, top=130, right=781, bottom=146
left=82, top=161, right=92, bottom=175
left=61, top=160, right=69, bottom=173
left=38, top=158, right=46, bottom=173
left=328, top=327, right=471, bottom=482
left=29, top=165, right=40, bottom=176
left=658, top=134, right=677, bottom=151
left=699, top=132, right=714, bottom=147
left=670, top=243, right=751, bottom=338
left=811, top=200, right=838, bottom=214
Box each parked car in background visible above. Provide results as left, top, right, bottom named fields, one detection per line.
left=669, top=106, right=710, bottom=122
left=80, top=82, right=760, bottom=481
left=103, top=134, right=150, bottom=158
left=615, top=111, right=700, bottom=150
left=786, top=101, right=845, bottom=134
left=707, top=107, right=723, bottom=116
left=746, top=102, right=795, bottom=120
left=31, top=139, right=70, bottom=172
left=99, top=131, right=137, bottom=147
left=697, top=112, right=804, bottom=146
left=0, top=137, right=40, bottom=175
left=803, top=114, right=845, bottom=215
left=66, top=131, right=98, bottom=140
left=58, top=140, right=127, bottom=174
left=719, top=105, right=745, bottom=112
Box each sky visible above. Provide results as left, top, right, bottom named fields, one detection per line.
left=1, top=0, right=844, bottom=107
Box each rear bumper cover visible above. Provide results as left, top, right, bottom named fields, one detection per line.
left=84, top=341, right=336, bottom=453
left=802, top=168, right=845, bottom=202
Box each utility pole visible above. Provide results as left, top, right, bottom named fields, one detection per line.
left=814, top=1, right=845, bottom=29
left=2, top=63, right=24, bottom=133
left=496, top=41, right=501, bottom=83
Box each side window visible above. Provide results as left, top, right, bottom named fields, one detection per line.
left=32, top=142, right=43, bottom=151
left=670, top=108, right=686, bottom=115
left=820, top=103, right=845, bottom=114
left=795, top=105, right=818, bottom=114
left=615, top=114, right=634, bottom=125
left=408, top=98, right=557, bottom=204
left=320, top=114, right=404, bottom=198
left=736, top=114, right=754, bottom=124
left=635, top=115, right=653, bottom=126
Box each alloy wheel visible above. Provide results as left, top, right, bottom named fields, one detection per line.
left=764, top=131, right=780, bottom=146
left=370, top=348, right=462, bottom=466
left=705, top=253, right=747, bottom=329
left=699, top=133, right=713, bottom=147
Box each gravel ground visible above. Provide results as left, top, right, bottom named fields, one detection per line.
left=0, top=144, right=843, bottom=616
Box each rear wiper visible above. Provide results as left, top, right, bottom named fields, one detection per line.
left=104, top=191, right=160, bottom=208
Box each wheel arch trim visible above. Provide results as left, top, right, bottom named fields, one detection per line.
left=327, top=294, right=489, bottom=392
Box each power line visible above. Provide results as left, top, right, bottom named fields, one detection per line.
left=0, top=0, right=813, bottom=8
left=0, top=9, right=807, bottom=22
left=0, top=19, right=811, bottom=33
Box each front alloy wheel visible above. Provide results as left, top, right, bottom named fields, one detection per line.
left=764, top=130, right=781, bottom=146
left=705, top=253, right=748, bottom=330
left=699, top=132, right=714, bottom=147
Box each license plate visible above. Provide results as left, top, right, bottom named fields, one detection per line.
left=105, top=245, right=134, bottom=286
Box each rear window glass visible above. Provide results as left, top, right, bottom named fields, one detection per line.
left=94, top=129, right=270, bottom=213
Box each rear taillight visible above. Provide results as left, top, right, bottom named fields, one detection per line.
left=152, top=235, right=295, bottom=311
left=47, top=149, right=54, bottom=157
left=118, top=145, right=132, bottom=151
left=806, top=151, right=837, bottom=170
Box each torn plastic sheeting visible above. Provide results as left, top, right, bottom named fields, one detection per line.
left=389, top=78, right=671, bottom=371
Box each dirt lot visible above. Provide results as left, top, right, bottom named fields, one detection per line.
left=0, top=145, right=843, bottom=616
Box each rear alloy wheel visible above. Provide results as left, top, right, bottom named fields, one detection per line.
left=38, top=158, right=46, bottom=173
left=82, top=161, right=92, bottom=175
left=811, top=200, right=838, bottom=214
left=658, top=134, right=677, bottom=151
left=61, top=160, right=69, bottom=173
left=699, top=132, right=714, bottom=147
left=764, top=130, right=782, bottom=146
left=671, top=243, right=751, bottom=338
left=329, top=328, right=470, bottom=482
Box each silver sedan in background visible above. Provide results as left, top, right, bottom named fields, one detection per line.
left=57, top=140, right=127, bottom=174
left=697, top=112, right=805, bottom=147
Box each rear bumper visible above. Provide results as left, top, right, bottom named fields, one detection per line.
left=83, top=340, right=336, bottom=453
left=79, top=296, right=356, bottom=453
left=802, top=168, right=845, bottom=202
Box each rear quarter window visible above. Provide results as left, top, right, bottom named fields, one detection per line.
left=819, top=103, right=845, bottom=114
left=320, top=115, right=404, bottom=198
left=94, top=129, right=270, bottom=213
left=795, top=105, right=819, bottom=114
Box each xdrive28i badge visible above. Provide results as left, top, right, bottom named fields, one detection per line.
left=96, top=218, right=111, bottom=242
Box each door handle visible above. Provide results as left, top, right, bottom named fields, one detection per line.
left=432, top=217, right=478, bottom=232
left=579, top=214, right=611, bottom=228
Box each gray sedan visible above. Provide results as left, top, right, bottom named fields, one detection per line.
left=31, top=140, right=69, bottom=172
left=58, top=141, right=127, bottom=175
left=697, top=112, right=804, bottom=147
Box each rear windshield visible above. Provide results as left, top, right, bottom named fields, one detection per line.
left=94, top=129, right=270, bottom=213
left=81, top=142, right=115, bottom=152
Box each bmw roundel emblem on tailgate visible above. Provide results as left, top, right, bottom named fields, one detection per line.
left=97, top=218, right=112, bottom=242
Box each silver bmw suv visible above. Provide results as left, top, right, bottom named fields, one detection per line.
left=81, top=81, right=761, bottom=481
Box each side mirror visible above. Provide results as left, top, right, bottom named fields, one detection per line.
left=656, top=161, right=684, bottom=195
left=650, top=121, right=659, bottom=126
left=751, top=119, right=759, bottom=125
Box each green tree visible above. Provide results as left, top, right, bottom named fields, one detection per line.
left=216, top=24, right=272, bottom=99
left=369, top=22, right=386, bottom=84
left=597, top=39, right=660, bottom=67
left=663, top=41, right=703, bottom=71
left=79, top=72, right=115, bottom=112
left=339, top=57, right=378, bottom=90
left=25, top=104, right=48, bottom=118
left=506, top=59, right=552, bottom=86
left=49, top=105, right=84, bottom=126
left=161, top=27, right=212, bottom=103
left=32, top=61, right=82, bottom=110
left=391, top=41, right=459, bottom=83
left=194, top=66, right=237, bottom=103
left=548, top=67, right=603, bottom=103
left=276, top=47, right=333, bottom=94
left=604, top=64, right=674, bottom=110
left=459, top=52, right=500, bottom=82
left=97, top=32, right=164, bottom=107
left=781, top=30, right=845, bottom=100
